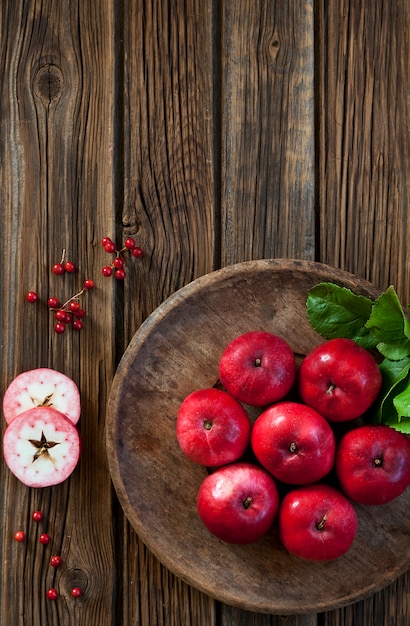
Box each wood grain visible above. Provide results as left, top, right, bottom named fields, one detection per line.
left=0, top=1, right=117, bottom=624
left=117, top=0, right=217, bottom=624
left=219, top=0, right=316, bottom=265
left=317, top=0, right=410, bottom=303
left=316, top=3, right=410, bottom=625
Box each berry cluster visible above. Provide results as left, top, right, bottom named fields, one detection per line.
left=14, top=510, right=83, bottom=600
left=101, top=236, right=143, bottom=280
left=48, top=281, right=95, bottom=334
left=52, top=250, right=76, bottom=276
left=25, top=237, right=143, bottom=334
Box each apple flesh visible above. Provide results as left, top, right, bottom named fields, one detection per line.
left=3, top=368, right=81, bottom=425
left=176, top=388, right=251, bottom=466
left=197, top=462, right=279, bottom=544
left=279, top=483, right=358, bottom=561
left=218, top=331, right=296, bottom=407
left=298, top=338, right=382, bottom=422
left=251, top=401, right=336, bottom=485
left=336, top=424, right=410, bottom=505
left=3, top=406, right=81, bottom=488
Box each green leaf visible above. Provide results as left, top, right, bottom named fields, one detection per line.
left=306, top=283, right=377, bottom=349
left=375, top=357, right=410, bottom=425
left=393, top=380, right=410, bottom=419
left=365, top=286, right=410, bottom=351
left=376, top=341, right=410, bottom=360
left=383, top=415, right=410, bottom=434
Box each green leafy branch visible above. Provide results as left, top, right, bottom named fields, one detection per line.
left=306, top=283, right=410, bottom=433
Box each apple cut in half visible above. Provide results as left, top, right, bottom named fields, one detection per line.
left=3, top=368, right=81, bottom=425
left=3, top=406, right=81, bottom=488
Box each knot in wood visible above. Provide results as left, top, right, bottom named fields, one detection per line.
left=266, top=34, right=280, bottom=64
left=34, top=64, right=63, bottom=105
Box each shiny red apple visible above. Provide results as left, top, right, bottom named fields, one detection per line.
left=251, top=401, right=336, bottom=485
left=335, top=424, right=410, bottom=505
left=196, top=462, right=279, bottom=544
left=298, top=338, right=382, bottom=422
left=176, top=388, right=251, bottom=466
left=218, top=331, right=296, bottom=407
left=279, top=483, right=358, bottom=561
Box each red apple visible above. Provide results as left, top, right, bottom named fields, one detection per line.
left=279, top=483, right=358, bottom=561
left=218, top=331, right=296, bottom=407
left=3, top=368, right=81, bottom=425
left=3, top=406, right=81, bottom=488
left=335, top=424, right=410, bottom=505
left=196, top=462, right=279, bottom=544
left=251, top=401, right=336, bottom=485
left=298, top=338, right=382, bottom=422
left=176, top=388, right=251, bottom=466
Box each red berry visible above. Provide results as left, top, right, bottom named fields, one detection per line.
left=73, top=308, right=85, bottom=319
left=25, top=291, right=38, bottom=303
left=102, top=266, right=113, bottom=277
left=55, top=310, right=70, bottom=323
left=64, top=261, right=76, bottom=273
left=47, top=297, right=60, bottom=308
left=54, top=323, right=66, bottom=334
left=47, top=588, right=58, bottom=600
left=84, top=279, right=94, bottom=290
left=115, top=269, right=126, bottom=280
left=71, top=587, right=83, bottom=598
left=101, top=236, right=112, bottom=247
left=113, top=257, right=125, bottom=269
left=53, top=263, right=65, bottom=275
left=32, top=511, right=43, bottom=522
left=69, top=301, right=81, bottom=312
left=131, top=246, right=143, bottom=258
left=124, top=237, right=136, bottom=250
left=104, top=242, right=116, bottom=253
left=72, top=319, right=83, bottom=331
left=50, top=555, right=63, bottom=568
left=40, top=533, right=50, bottom=545
left=14, top=531, right=25, bottom=542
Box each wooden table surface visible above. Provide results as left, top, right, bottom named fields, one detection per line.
left=0, top=1, right=408, bottom=625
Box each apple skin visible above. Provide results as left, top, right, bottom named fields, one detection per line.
left=196, top=462, right=279, bottom=544
left=335, top=424, right=410, bottom=505
left=279, top=483, right=358, bottom=561
left=176, top=388, right=251, bottom=467
left=218, top=331, right=296, bottom=407
left=251, top=401, right=336, bottom=485
left=298, top=338, right=382, bottom=422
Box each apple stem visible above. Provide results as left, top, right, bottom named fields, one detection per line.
left=326, top=382, right=335, bottom=395
left=316, top=514, right=327, bottom=531
left=289, top=442, right=297, bottom=453
left=374, top=456, right=383, bottom=467
left=242, top=496, right=253, bottom=509
left=203, top=420, right=213, bottom=431
left=254, top=358, right=262, bottom=367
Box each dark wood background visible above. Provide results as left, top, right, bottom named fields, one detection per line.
left=0, top=1, right=408, bottom=625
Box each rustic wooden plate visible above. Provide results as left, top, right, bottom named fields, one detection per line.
left=106, top=259, right=410, bottom=614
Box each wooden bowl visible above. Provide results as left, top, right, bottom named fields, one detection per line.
left=106, top=259, right=410, bottom=614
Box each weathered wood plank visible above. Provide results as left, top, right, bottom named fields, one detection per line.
left=0, top=1, right=117, bottom=624
left=219, top=0, right=316, bottom=266
left=118, top=0, right=217, bottom=624
left=320, top=574, right=410, bottom=626
left=218, top=1, right=317, bottom=623
left=317, top=1, right=410, bottom=624
left=219, top=611, right=318, bottom=626
left=317, top=0, right=410, bottom=303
